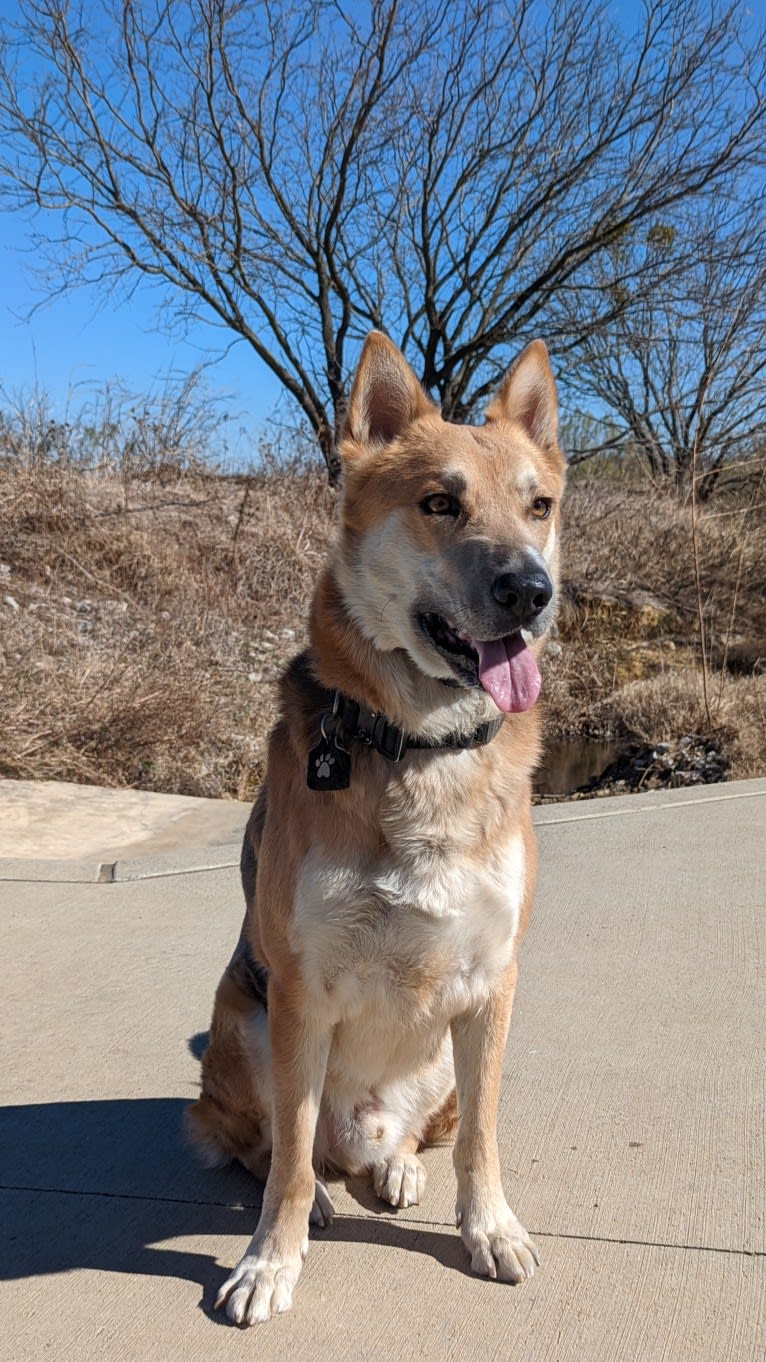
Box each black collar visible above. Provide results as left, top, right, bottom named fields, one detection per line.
left=306, top=685, right=504, bottom=791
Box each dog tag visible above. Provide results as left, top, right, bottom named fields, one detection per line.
left=307, top=726, right=351, bottom=791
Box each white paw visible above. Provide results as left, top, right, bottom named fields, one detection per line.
left=456, top=1201, right=539, bottom=1283
left=309, top=1176, right=335, bottom=1228
left=372, top=1152, right=427, bottom=1208
left=215, top=1239, right=307, bottom=1325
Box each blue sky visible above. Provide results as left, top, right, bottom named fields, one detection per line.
left=0, top=205, right=283, bottom=454
left=1, top=0, right=760, bottom=459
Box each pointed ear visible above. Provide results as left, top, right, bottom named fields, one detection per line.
left=485, top=340, right=558, bottom=450
left=343, top=332, right=433, bottom=451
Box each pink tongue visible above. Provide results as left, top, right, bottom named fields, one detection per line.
left=471, top=634, right=541, bottom=713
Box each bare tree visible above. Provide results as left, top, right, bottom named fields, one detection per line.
left=560, top=201, right=766, bottom=499
left=1, top=0, right=765, bottom=481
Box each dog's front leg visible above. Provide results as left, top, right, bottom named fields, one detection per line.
left=451, top=960, right=539, bottom=1284
left=216, top=978, right=331, bottom=1325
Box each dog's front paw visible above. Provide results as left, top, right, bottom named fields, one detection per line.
left=372, top=1152, right=427, bottom=1208
left=215, top=1238, right=307, bottom=1325
left=456, top=1200, right=539, bottom=1283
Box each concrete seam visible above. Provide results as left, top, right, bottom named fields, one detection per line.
left=0, top=860, right=239, bottom=885
left=110, top=860, right=240, bottom=883
left=527, top=1228, right=764, bottom=1258
left=535, top=787, right=766, bottom=826
left=2, top=1184, right=763, bottom=1260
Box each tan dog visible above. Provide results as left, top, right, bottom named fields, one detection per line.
left=187, top=333, right=565, bottom=1325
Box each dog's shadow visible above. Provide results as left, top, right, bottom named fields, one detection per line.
left=0, top=1043, right=471, bottom=1322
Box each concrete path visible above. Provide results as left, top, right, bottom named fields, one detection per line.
left=1, top=778, right=764, bottom=1360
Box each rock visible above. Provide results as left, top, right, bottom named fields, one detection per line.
left=571, top=732, right=728, bottom=799
left=625, top=591, right=675, bottom=634
left=722, top=641, right=765, bottom=676
left=560, top=585, right=675, bottom=637
left=3, top=594, right=20, bottom=612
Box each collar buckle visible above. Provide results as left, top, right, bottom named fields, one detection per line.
left=374, top=716, right=407, bottom=762
left=473, top=720, right=496, bottom=746
left=344, top=698, right=407, bottom=763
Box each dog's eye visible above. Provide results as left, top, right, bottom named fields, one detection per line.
left=530, top=497, right=552, bottom=520
left=421, top=492, right=459, bottom=517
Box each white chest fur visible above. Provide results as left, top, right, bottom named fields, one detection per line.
left=290, top=827, right=526, bottom=1038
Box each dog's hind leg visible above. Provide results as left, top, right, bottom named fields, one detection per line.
left=188, top=802, right=277, bottom=1172
left=370, top=1088, right=457, bottom=1208
left=185, top=960, right=274, bottom=1175
left=422, top=1085, right=459, bottom=1146
left=310, top=1175, right=335, bottom=1227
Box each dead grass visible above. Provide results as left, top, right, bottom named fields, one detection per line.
left=0, top=455, right=335, bottom=797
left=541, top=473, right=766, bottom=778
left=1, top=439, right=764, bottom=795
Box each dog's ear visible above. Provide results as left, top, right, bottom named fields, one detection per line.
left=485, top=340, right=558, bottom=451
left=343, top=332, right=433, bottom=450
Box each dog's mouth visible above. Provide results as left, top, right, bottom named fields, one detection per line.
left=418, top=612, right=542, bottom=714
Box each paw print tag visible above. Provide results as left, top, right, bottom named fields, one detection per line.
left=307, top=717, right=351, bottom=791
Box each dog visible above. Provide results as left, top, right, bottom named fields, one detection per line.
left=187, top=331, right=565, bottom=1325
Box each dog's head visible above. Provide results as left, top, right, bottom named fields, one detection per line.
left=334, top=332, right=565, bottom=715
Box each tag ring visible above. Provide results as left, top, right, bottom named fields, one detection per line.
left=320, top=713, right=349, bottom=753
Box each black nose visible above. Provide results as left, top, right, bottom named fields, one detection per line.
left=491, top=567, right=553, bottom=619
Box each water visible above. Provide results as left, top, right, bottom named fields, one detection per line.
left=535, top=738, right=625, bottom=798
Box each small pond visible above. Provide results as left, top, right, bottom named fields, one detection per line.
left=535, top=738, right=625, bottom=798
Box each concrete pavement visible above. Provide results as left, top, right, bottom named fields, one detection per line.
left=1, top=777, right=764, bottom=1360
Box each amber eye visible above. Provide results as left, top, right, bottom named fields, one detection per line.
left=531, top=496, right=552, bottom=520
left=421, top=492, right=459, bottom=516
